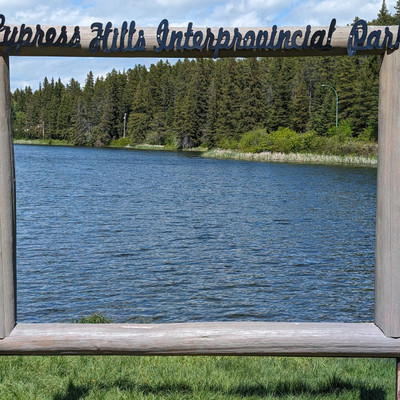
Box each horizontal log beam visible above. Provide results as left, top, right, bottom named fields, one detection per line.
left=0, top=322, right=399, bottom=356
left=0, top=20, right=398, bottom=58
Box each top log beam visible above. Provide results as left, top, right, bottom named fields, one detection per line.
left=0, top=19, right=398, bottom=58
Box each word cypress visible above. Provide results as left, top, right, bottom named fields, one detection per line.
left=0, top=14, right=81, bottom=55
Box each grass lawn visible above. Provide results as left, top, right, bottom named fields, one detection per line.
left=0, top=356, right=394, bottom=399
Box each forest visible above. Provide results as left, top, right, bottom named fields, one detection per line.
left=10, top=1, right=400, bottom=154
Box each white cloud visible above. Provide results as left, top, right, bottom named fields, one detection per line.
left=284, top=0, right=397, bottom=26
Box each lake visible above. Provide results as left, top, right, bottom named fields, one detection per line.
left=14, top=145, right=376, bottom=324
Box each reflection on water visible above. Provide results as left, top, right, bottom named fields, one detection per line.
left=15, top=145, right=376, bottom=323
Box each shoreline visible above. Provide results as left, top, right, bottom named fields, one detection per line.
left=13, top=139, right=377, bottom=167
left=202, top=149, right=377, bottom=168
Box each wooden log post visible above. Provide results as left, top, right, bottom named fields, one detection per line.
left=0, top=53, right=16, bottom=339
left=375, top=49, right=400, bottom=338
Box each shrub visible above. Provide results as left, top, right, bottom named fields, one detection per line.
left=327, top=119, right=353, bottom=140
left=358, top=125, right=376, bottom=142
left=298, top=131, right=318, bottom=153
left=218, top=137, right=239, bottom=150
left=268, top=127, right=300, bottom=153
left=76, top=313, right=111, bottom=323
left=238, top=129, right=267, bottom=153
left=109, top=137, right=131, bottom=147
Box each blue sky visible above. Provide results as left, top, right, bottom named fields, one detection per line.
left=0, top=0, right=395, bottom=91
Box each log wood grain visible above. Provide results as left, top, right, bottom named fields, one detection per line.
left=0, top=54, right=16, bottom=339
left=0, top=322, right=399, bottom=356
left=0, top=25, right=397, bottom=58
left=375, top=49, right=400, bottom=338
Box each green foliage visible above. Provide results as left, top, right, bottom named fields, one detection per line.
left=12, top=54, right=380, bottom=150
left=371, top=0, right=398, bottom=24
left=76, top=313, right=111, bottom=324
left=267, top=127, right=300, bottom=153
left=358, top=126, right=376, bottom=142
left=109, top=137, right=131, bottom=147
left=11, top=56, right=380, bottom=150
left=238, top=129, right=267, bottom=152
left=218, top=137, right=239, bottom=150
left=236, top=126, right=376, bottom=158
left=327, top=119, right=354, bottom=140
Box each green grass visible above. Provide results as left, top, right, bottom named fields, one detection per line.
left=0, top=356, right=394, bottom=399
left=13, top=138, right=72, bottom=146
left=203, top=149, right=377, bottom=167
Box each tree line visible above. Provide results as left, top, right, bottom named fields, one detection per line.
left=10, top=1, right=399, bottom=150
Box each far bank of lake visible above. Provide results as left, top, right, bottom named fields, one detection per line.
left=13, top=139, right=377, bottom=167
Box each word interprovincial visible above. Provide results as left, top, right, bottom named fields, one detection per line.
left=153, top=19, right=336, bottom=57
left=1, top=14, right=400, bottom=57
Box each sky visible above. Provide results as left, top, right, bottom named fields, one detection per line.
left=0, top=0, right=396, bottom=91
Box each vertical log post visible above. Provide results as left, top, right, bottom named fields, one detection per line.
left=0, top=53, right=16, bottom=338
left=375, top=49, right=400, bottom=338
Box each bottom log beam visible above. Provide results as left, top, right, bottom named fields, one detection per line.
left=0, top=322, right=399, bottom=356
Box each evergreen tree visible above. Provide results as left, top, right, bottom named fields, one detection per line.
left=214, top=58, right=240, bottom=146
left=235, top=59, right=264, bottom=135
left=335, top=56, right=359, bottom=132
left=371, top=0, right=397, bottom=24
left=127, top=77, right=153, bottom=144
left=290, top=71, right=310, bottom=133
left=395, top=0, right=400, bottom=19
left=203, top=78, right=218, bottom=148
left=266, top=58, right=292, bottom=131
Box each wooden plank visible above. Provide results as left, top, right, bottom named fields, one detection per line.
left=0, top=23, right=397, bottom=58
left=375, top=48, right=400, bottom=338
left=0, top=322, right=399, bottom=356
left=0, top=54, right=16, bottom=339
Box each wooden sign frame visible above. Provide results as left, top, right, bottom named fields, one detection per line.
left=1, top=18, right=400, bottom=359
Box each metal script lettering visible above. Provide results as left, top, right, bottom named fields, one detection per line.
left=347, top=19, right=400, bottom=56
left=153, top=18, right=337, bottom=58
left=0, top=14, right=81, bottom=55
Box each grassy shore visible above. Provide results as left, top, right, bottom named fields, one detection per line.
left=0, top=355, right=393, bottom=399
left=13, top=139, right=71, bottom=146
left=202, top=149, right=378, bottom=167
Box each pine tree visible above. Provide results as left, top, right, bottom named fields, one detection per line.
left=214, top=58, right=240, bottom=146
left=395, top=0, right=400, bottom=19
left=234, top=59, right=264, bottom=136
left=266, top=58, right=292, bottom=131
left=127, top=77, right=153, bottom=144
left=371, top=0, right=397, bottom=24
left=203, top=78, right=218, bottom=148
left=290, top=74, right=310, bottom=133
left=335, top=56, right=359, bottom=132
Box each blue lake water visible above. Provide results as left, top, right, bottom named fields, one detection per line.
left=14, top=145, right=376, bottom=323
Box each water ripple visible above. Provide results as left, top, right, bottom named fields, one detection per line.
left=15, top=146, right=376, bottom=323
